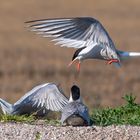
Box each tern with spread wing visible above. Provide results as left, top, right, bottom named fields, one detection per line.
left=26, top=17, right=140, bottom=71
left=0, top=83, right=68, bottom=116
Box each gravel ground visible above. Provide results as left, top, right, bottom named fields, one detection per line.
left=0, top=123, right=140, bottom=140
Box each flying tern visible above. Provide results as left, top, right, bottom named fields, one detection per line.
left=26, top=17, right=140, bottom=71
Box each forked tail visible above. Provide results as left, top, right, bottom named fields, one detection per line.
left=118, top=50, right=140, bottom=59
left=0, top=98, right=13, bottom=114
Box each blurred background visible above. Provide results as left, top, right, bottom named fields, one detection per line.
left=0, top=0, right=140, bottom=111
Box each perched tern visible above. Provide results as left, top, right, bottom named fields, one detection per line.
left=61, top=85, right=90, bottom=126
left=26, top=17, right=140, bottom=71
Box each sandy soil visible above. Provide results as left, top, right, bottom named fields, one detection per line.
left=0, top=123, right=140, bottom=140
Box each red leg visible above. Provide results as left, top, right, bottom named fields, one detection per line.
left=77, top=61, right=81, bottom=72
left=107, top=59, right=119, bottom=65
left=68, top=59, right=81, bottom=72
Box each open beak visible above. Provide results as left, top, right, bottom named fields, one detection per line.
left=68, top=60, right=75, bottom=67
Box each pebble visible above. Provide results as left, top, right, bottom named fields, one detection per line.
left=0, top=123, right=140, bottom=140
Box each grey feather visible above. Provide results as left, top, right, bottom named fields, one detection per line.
left=0, top=83, right=69, bottom=116
left=26, top=17, right=121, bottom=63
left=26, top=17, right=115, bottom=50
left=0, top=99, right=13, bottom=114
left=26, top=17, right=140, bottom=66
left=61, top=101, right=90, bottom=125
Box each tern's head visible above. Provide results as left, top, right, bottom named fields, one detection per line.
left=69, top=85, right=80, bottom=102
left=72, top=47, right=86, bottom=61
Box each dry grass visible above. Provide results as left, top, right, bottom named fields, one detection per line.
left=0, top=0, right=140, bottom=110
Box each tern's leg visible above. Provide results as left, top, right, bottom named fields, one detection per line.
left=68, top=59, right=81, bottom=72
left=77, top=61, right=81, bottom=72
left=107, top=59, right=119, bottom=65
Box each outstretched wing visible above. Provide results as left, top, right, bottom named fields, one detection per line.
left=26, top=17, right=115, bottom=50
left=14, top=83, right=68, bottom=112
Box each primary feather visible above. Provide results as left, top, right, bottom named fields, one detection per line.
left=0, top=83, right=69, bottom=116
left=26, top=17, right=116, bottom=52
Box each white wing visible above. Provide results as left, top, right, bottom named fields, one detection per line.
left=26, top=17, right=116, bottom=50
left=14, top=83, right=68, bottom=112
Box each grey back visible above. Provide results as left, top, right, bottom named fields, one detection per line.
left=61, top=101, right=90, bottom=125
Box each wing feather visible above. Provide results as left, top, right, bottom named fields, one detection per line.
left=14, top=83, right=68, bottom=112
left=26, top=17, right=115, bottom=50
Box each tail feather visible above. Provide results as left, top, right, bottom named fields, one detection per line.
left=128, top=52, right=140, bottom=57
left=0, top=98, right=13, bottom=114
left=118, top=50, right=140, bottom=59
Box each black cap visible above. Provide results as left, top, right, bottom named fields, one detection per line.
left=72, top=47, right=86, bottom=61
left=71, top=85, right=80, bottom=101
